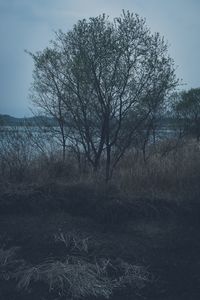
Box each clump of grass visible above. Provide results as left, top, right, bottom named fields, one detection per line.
left=0, top=247, right=19, bottom=266
left=0, top=247, right=24, bottom=281
left=12, top=232, right=152, bottom=299
left=15, top=257, right=114, bottom=299
left=54, top=232, right=90, bottom=254
left=15, top=257, right=152, bottom=299
left=115, top=260, right=152, bottom=289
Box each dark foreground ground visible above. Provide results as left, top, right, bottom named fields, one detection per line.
left=0, top=182, right=200, bottom=300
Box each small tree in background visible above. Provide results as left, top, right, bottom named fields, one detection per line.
left=30, top=11, right=178, bottom=181
left=175, top=88, right=200, bottom=141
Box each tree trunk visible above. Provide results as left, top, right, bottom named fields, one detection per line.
left=105, top=145, right=111, bottom=182
left=62, top=138, right=66, bottom=162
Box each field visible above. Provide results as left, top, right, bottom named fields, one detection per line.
left=0, top=137, right=200, bottom=299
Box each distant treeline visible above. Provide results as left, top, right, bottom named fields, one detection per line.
left=0, top=114, right=179, bottom=129
left=0, top=114, right=57, bottom=127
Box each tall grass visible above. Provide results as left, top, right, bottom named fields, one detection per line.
left=115, top=139, right=200, bottom=201
left=1, top=125, right=200, bottom=204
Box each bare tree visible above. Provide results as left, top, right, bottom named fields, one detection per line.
left=30, top=11, right=178, bottom=181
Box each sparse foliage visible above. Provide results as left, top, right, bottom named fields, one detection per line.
left=30, top=10, right=178, bottom=180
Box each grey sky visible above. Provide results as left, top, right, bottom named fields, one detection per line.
left=0, top=0, right=200, bottom=117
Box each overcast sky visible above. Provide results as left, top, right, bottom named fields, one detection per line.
left=0, top=0, right=200, bottom=117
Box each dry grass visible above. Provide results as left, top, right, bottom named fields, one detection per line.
left=15, top=256, right=151, bottom=299
left=115, top=139, right=200, bottom=201
left=0, top=247, right=24, bottom=281
left=0, top=233, right=152, bottom=299
left=1, top=129, right=200, bottom=215
left=15, top=257, right=114, bottom=299
left=1, top=125, right=199, bottom=196
left=54, top=232, right=90, bottom=253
